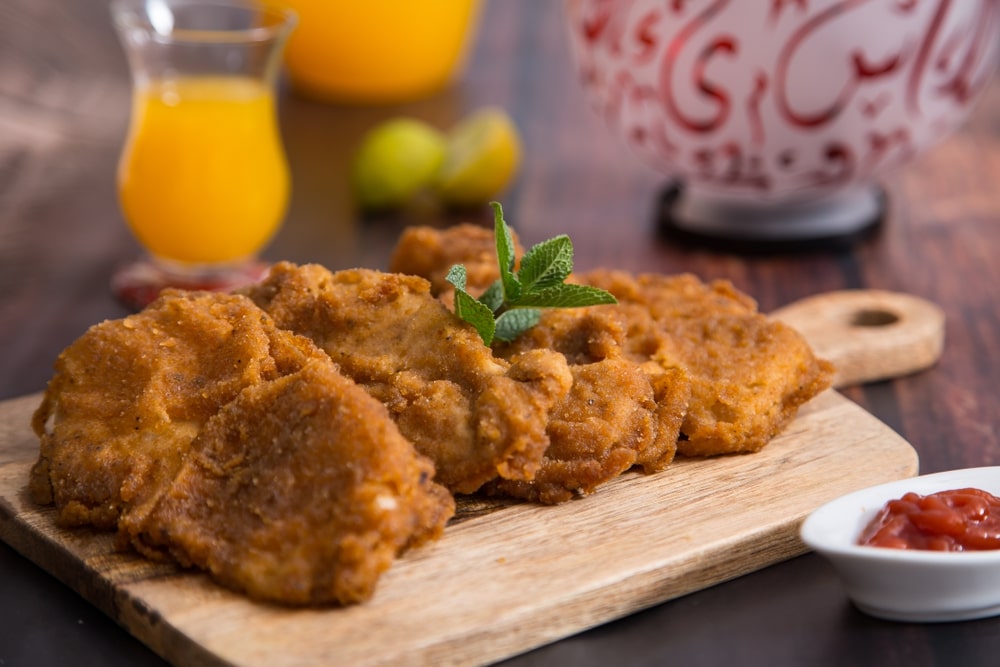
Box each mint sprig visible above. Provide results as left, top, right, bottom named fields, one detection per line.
left=446, top=202, right=617, bottom=345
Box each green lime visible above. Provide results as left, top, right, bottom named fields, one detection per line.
left=436, top=107, right=522, bottom=207
left=351, top=118, right=446, bottom=209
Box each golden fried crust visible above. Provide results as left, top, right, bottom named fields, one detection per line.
left=124, top=359, right=454, bottom=606
left=490, top=308, right=691, bottom=503
left=494, top=308, right=628, bottom=365
left=389, top=223, right=522, bottom=297
left=579, top=270, right=835, bottom=456
left=386, top=224, right=832, bottom=461
left=33, top=289, right=455, bottom=606
left=30, top=290, right=320, bottom=529
left=241, top=262, right=572, bottom=494
left=486, top=357, right=686, bottom=504
left=654, top=315, right=833, bottom=456
left=581, top=269, right=758, bottom=318
left=641, top=366, right=691, bottom=471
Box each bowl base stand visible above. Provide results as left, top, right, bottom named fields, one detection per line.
left=656, top=182, right=886, bottom=253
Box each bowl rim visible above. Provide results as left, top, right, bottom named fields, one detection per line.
left=800, top=466, right=1000, bottom=563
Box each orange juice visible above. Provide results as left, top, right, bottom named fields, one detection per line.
left=273, top=0, right=482, bottom=103
left=117, top=76, right=289, bottom=265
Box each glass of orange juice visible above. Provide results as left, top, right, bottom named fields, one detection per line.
left=269, top=0, right=482, bottom=104
left=110, top=0, right=296, bottom=309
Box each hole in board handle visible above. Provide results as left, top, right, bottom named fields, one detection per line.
left=850, top=308, right=900, bottom=327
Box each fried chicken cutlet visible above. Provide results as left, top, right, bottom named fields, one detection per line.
left=390, top=225, right=691, bottom=502
left=32, top=290, right=454, bottom=605
left=579, top=270, right=835, bottom=456
left=491, top=310, right=690, bottom=503
left=389, top=224, right=833, bottom=464
left=240, top=262, right=573, bottom=495
left=126, top=358, right=454, bottom=606
left=30, top=290, right=318, bottom=529
left=389, top=223, right=523, bottom=298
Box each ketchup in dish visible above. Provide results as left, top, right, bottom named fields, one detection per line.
left=858, top=488, right=1000, bottom=552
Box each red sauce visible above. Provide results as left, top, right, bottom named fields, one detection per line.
left=858, top=487, right=1000, bottom=552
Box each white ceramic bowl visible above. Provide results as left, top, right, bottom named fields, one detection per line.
left=800, top=467, right=1000, bottom=622
left=564, top=0, right=1000, bottom=242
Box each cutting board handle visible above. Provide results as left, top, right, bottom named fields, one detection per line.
left=771, top=290, right=945, bottom=388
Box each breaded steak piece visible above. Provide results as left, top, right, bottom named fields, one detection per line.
left=492, top=308, right=690, bottom=503
left=32, top=289, right=455, bottom=606
left=241, top=262, right=573, bottom=494
left=125, top=359, right=454, bottom=606
left=389, top=223, right=522, bottom=299
left=387, top=223, right=832, bottom=462
left=484, top=356, right=689, bottom=504
left=30, top=290, right=322, bottom=530
left=580, top=270, right=834, bottom=456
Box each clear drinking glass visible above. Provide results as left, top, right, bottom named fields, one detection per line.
left=110, top=0, right=296, bottom=309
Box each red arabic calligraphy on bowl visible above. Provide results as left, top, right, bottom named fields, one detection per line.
left=566, top=0, right=1000, bottom=202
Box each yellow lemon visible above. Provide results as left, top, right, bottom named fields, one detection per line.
left=436, top=107, right=522, bottom=206
left=351, top=118, right=446, bottom=209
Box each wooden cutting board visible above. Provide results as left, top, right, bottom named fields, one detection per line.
left=1, top=389, right=917, bottom=667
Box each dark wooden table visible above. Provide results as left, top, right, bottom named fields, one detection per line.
left=3, top=1, right=1000, bottom=665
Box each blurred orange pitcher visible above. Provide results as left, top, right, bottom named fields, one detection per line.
left=272, top=0, right=482, bottom=104
left=110, top=0, right=296, bottom=309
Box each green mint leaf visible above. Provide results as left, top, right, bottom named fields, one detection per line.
left=445, top=202, right=617, bottom=345
left=492, top=201, right=521, bottom=302
left=517, top=235, right=573, bottom=293
left=494, top=308, right=542, bottom=342
left=445, top=264, right=467, bottom=291
left=479, top=279, right=504, bottom=312
left=511, top=284, right=619, bottom=309
left=447, top=264, right=496, bottom=344
left=455, top=288, right=498, bottom=346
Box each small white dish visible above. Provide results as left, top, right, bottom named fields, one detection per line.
left=800, top=467, right=1000, bottom=622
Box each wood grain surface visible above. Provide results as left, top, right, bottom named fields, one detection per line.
left=0, top=389, right=917, bottom=667
left=773, top=290, right=946, bottom=388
